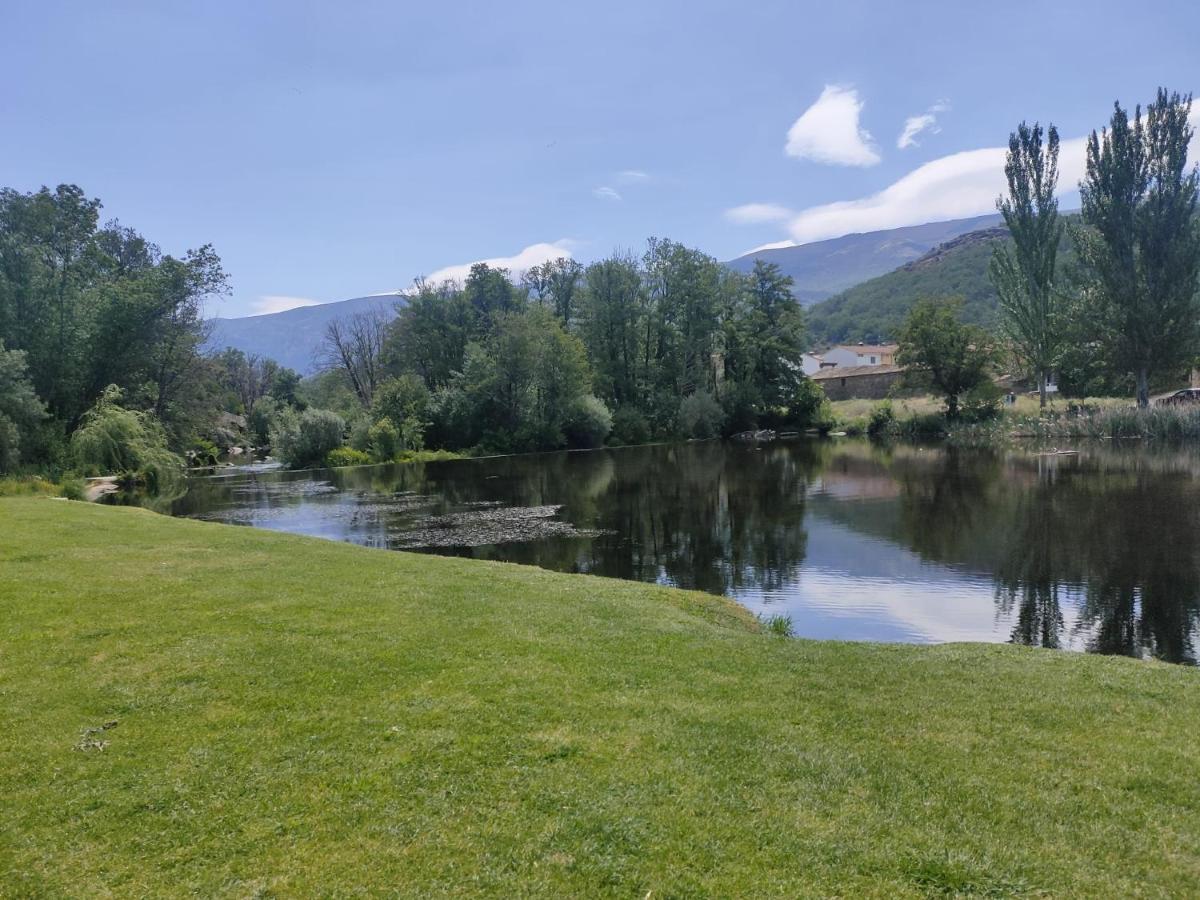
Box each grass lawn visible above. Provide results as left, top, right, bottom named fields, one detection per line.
left=3, top=498, right=1199, bottom=897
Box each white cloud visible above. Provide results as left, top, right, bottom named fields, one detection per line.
left=724, top=203, right=795, bottom=225
left=414, top=240, right=576, bottom=288
left=777, top=106, right=1200, bottom=245
left=897, top=99, right=951, bottom=149
left=785, top=85, right=881, bottom=167
left=592, top=185, right=622, bottom=201
left=615, top=169, right=650, bottom=184
left=252, top=295, right=322, bottom=315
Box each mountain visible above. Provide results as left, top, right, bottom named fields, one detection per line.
left=805, top=227, right=1009, bottom=345
left=206, top=294, right=404, bottom=374
left=724, top=213, right=1003, bottom=306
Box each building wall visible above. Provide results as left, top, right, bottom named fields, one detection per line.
left=801, top=353, right=823, bottom=376
left=814, top=369, right=903, bottom=401
left=822, top=347, right=859, bottom=368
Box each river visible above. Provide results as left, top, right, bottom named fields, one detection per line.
left=167, top=438, right=1200, bottom=664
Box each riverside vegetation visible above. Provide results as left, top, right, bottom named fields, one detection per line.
left=3, top=497, right=1200, bottom=895
left=2, top=90, right=1198, bottom=491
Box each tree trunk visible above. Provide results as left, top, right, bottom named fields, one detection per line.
left=947, top=394, right=959, bottom=420
left=1038, top=370, right=1048, bottom=409
left=1136, top=366, right=1150, bottom=409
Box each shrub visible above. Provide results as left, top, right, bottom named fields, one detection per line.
left=677, top=391, right=725, bottom=440
left=720, top=380, right=760, bottom=435
left=58, top=476, right=86, bottom=501
left=325, top=447, right=371, bottom=467
left=789, top=378, right=833, bottom=430
left=841, top=417, right=868, bottom=437
left=368, top=417, right=401, bottom=461
left=188, top=438, right=220, bottom=467
left=962, top=381, right=1002, bottom=422
left=610, top=406, right=651, bottom=446
left=247, top=397, right=282, bottom=447
left=271, top=407, right=345, bottom=468
left=564, top=396, right=612, bottom=449
left=0, top=340, right=45, bottom=474
left=867, top=401, right=896, bottom=438
left=69, top=385, right=184, bottom=494
left=348, top=416, right=372, bottom=452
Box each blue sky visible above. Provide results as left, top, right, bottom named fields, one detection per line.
left=3, top=1, right=1197, bottom=317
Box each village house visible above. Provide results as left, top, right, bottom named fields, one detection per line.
left=821, top=342, right=898, bottom=368
left=811, top=363, right=904, bottom=401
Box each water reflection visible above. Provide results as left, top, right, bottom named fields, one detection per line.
left=171, top=439, right=1200, bottom=664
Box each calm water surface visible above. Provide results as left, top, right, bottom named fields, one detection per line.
left=170, top=439, right=1200, bottom=664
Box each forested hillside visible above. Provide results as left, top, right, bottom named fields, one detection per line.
left=806, top=228, right=1008, bottom=344
left=724, top=214, right=1002, bottom=305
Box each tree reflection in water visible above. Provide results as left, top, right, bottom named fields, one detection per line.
left=174, top=438, right=1200, bottom=664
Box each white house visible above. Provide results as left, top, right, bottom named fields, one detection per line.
left=822, top=343, right=898, bottom=368
left=800, top=352, right=824, bottom=376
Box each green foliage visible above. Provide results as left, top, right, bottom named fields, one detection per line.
left=762, top=613, right=795, bottom=637
left=0, top=340, right=45, bottom=473
left=296, top=370, right=361, bottom=421
left=271, top=407, right=345, bottom=469
left=58, top=475, right=86, bottom=501
left=368, top=417, right=401, bottom=462
left=563, top=395, right=612, bottom=449
left=962, top=380, right=1003, bottom=422
left=69, top=385, right=184, bottom=493
left=610, top=406, right=651, bottom=446
left=371, top=374, right=429, bottom=451
left=867, top=401, right=896, bottom=438
left=808, top=230, right=1008, bottom=345
left=677, top=391, right=725, bottom=440
left=990, top=121, right=1066, bottom=406
left=1074, top=88, right=1200, bottom=407
left=188, top=438, right=220, bottom=468
left=247, top=396, right=282, bottom=447
left=386, top=239, right=807, bottom=447
left=325, top=447, right=371, bottom=467
left=897, top=298, right=997, bottom=419
left=789, top=377, right=834, bottom=430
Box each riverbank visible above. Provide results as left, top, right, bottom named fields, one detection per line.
left=3, top=498, right=1199, bottom=895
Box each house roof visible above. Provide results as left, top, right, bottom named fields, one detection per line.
left=810, top=363, right=904, bottom=380
left=833, top=343, right=898, bottom=355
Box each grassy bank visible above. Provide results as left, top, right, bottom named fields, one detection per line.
left=3, top=499, right=1199, bottom=896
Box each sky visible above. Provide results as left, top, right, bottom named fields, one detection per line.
left=3, top=1, right=1198, bottom=317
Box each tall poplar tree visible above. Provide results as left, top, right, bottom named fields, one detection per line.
left=1075, top=89, right=1200, bottom=408
left=990, top=121, right=1064, bottom=407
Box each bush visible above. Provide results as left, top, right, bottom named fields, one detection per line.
left=677, top=392, right=725, bottom=440
left=841, top=417, right=868, bottom=437
left=247, top=397, right=282, bottom=447
left=962, top=381, right=1002, bottom=422
left=564, top=396, right=612, bottom=449
left=59, top=476, right=86, bottom=501
left=325, top=447, right=371, bottom=468
left=789, top=378, right=834, bottom=431
left=867, top=401, right=896, bottom=439
left=271, top=407, right=345, bottom=468
left=70, top=385, right=184, bottom=495
left=187, top=438, right=220, bottom=468
left=610, top=406, right=651, bottom=446
left=348, top=416, right=372, bottom=452
left=368, top=418, right=401, bottom=461
left=720, top=380, right=760, bottom=435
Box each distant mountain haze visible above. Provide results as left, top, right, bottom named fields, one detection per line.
left=724, top=213, right=1003, bottom=306
left=204, top=214, right=1013, bottom=375
left=205, top=294, right=403, bottom=374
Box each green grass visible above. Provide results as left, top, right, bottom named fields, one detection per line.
left=3, top=498, right=1200, bottom=896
